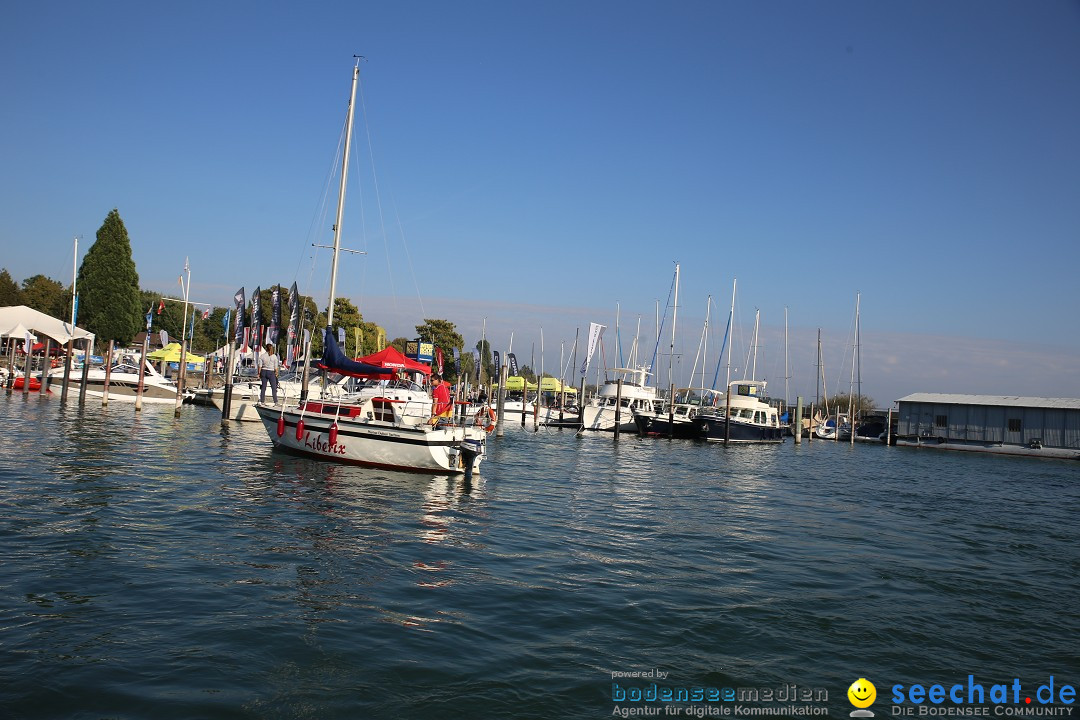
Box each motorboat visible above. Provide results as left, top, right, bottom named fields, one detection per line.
left=696, top=380, right=785, bottom=444
left=579, top=365, right=658, bottom=433
left=633, top=387, right=723, bottom=439
left=78, top=357, right=190, bottom=404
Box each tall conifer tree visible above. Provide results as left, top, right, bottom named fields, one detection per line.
left=77, top=209, right=143, bottom=344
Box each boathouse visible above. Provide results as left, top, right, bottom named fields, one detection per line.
left=894, top=393, right=1080, bottom=459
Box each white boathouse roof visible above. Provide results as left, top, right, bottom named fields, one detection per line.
left=897, top=393, right=1080, bottom=410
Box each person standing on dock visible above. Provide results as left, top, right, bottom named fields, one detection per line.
left=257, top=343, right=281, bottom=404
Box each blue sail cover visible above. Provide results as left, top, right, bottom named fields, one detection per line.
left=317, top=328, right=394, bottom=379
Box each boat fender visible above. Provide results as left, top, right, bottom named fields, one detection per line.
left=295, top=418, right=305, bottom=440
left=329, top=422, right=339, bottom=446
left=276, top=416, right=285, bottom=437
left=475, top=406, right=496, bottom=433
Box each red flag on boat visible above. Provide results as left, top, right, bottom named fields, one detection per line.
left=157, top=299, right=165, bottom=315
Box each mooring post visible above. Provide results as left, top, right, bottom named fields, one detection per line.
left=613, top=379, right=623, bottom=440
left=794, top=396, right=803, bottom=445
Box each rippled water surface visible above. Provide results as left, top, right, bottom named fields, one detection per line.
left=1, top=393, right=1077, bottom=719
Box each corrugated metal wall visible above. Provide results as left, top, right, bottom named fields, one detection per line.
left=897, top=401, right=1080, bottom=449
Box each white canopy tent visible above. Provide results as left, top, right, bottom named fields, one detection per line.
left=0, top=305, right=95, bottom=345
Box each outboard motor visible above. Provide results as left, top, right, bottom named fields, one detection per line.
left=458, top=438, right=482, bottom=481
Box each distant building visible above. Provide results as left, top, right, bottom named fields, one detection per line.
left=895, top=393, right=1080, bottom=460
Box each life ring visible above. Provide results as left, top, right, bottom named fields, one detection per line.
left=475, top=406, right=496, bottom=433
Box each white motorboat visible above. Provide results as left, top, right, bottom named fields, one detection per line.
left=579, top=365, right=658, bottom=433
left=78, top=357, right=190, bottom=404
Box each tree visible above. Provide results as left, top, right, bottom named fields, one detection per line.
left=475, top=338, right=494, bottom=384
left=20, top=274, right=66, bottom=318
left=415, top=318, right=464, bottom=379
left=196, top=307, right=231, bottom=353
left=141, top=289, right=182, bottom=345
left=825, top=393, right=876, bottom=416
left=78, top=209, right=143, bottom=345
left=0, top=269, right=20, bottom=306
left=458, top=351, right=476, bottom=382
left=328, top=297, right=362, bottom=357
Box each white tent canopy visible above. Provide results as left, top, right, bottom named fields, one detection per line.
left=0, top=305, right=95, bottom=344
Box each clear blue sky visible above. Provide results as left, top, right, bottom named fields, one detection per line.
left=3, top=1, right=1078, bottom=403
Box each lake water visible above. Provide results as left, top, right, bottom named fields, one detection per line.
left=1, top=392, right=1077, bottom=719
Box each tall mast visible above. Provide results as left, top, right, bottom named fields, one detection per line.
left=668, top=262, right=679, bottom=392
left=615, top=302, right=622, bottom=368
left=784, top=306, right=790, bottom=407
left=815, top=329, right=821, bottom=407
left=750, top=308, right=759, bottom=380
left=700, top=296, right=711, bottom=389
left=70, top=237, right=78, bottom=329
left=326, top=60, right=361, bottom=330
left=849, top=291, right=860, bottom=444
left=856, top=292, right=861, bottom=412
left=725, top=278, right=735, bottom=389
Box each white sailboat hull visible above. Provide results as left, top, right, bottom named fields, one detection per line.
left=256, top=403, right=486, bottom=475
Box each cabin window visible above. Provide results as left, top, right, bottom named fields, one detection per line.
left=754, top=411, right=765, bottom=424
left=1007, top=418, right=1022, bottom=433
left=935, top=415, right=947, bottom=428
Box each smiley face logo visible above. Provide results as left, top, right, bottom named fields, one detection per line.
left=848, top=678, right=876, bottom=708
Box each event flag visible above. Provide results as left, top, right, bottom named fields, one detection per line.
left=287, top=282, right=299, bottom=344
left=269, top=286, right=281, bottom=346
left=250, top=287, right=261, bottom=351
left=580, top=322, right=606, bottom=377
left=233, top=287, right=245, bottom=345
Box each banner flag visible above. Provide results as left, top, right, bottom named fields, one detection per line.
left=268, top=286, right=281, bottom=345
left=233, top=287, right=245, bottom=345
left=580, top=322, right=606, bottom=377
left=250, top=287, right=261, bottom=351
left=287, top=282, right=299, bottom=343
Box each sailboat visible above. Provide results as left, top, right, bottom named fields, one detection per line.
left=634, top=270, right=721, bottom=439
left=254, top=61, right=487, bottom=475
